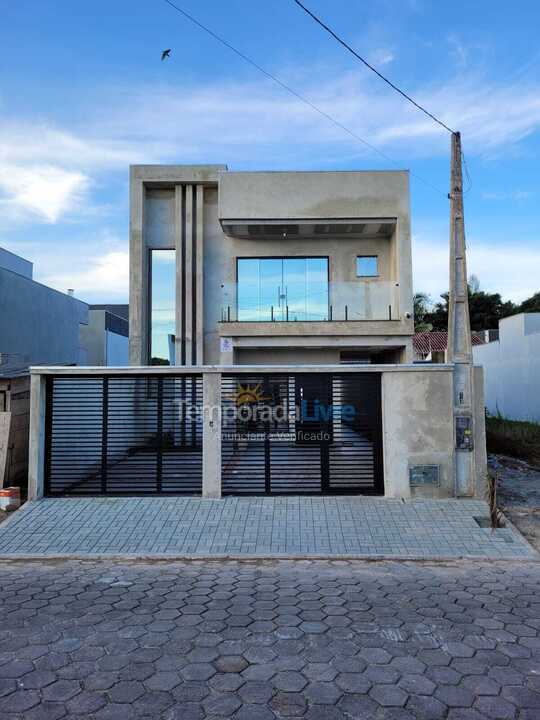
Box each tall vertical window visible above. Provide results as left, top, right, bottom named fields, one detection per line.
left=150, top=250, right=175, bottom=365
left=237, top=257, right=328, bottom=321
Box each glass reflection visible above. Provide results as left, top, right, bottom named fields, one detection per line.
left=237, top=257, right=328, bottom=321
left=150, top=250, right=176, bottom=365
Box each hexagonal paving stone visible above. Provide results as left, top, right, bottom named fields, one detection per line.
left=399, top=673, right=436, bottom=695
left=271, top=691, right=308, bottom=717
left=435, top=684, right=475, bottom=708
left=42, top=679, right=82, bottom=702
left=145, top=671, right=181, bottom=692
left=181, top=663, right=216, bottom=681
left=0, top=678, right=16, bottom=698
left=215, top=655, right=249, bottom=673
left=202, top=692, right=242, bottom=716
left=67, top=690, right=108, bottom=715
left=338, top=693, right=380, bottom=719
left=0, top=690, right=41, bottom=713
left=304, top=681, right=343, bottom=705
left=273, top=671, right=308, bottom=692
left=19, top=670, right=57, bottom=690
left=108, top=680, right=145, bottom=703
left=336, top=672, right=372, bottom=694
left=370, top=684, right=408, bottom=708
left=235, top=705, right=276, bottom=720
left=406, top=694, right=448, bottom=720
left=475, top=695, right=520, bottom=719
left=0, top=659, right=34, bottom=678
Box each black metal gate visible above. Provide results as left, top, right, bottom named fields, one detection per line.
left=45, top=375, right=203, bottom=495
left=221, top=373, right=383, bottom=495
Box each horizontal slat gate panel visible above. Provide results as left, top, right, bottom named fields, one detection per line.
left=221, top=372, right=383, bottom=496
left=45, top=375, right=202, bottom=496
left=161, top=377, right=203, bottom=493
left=46, top=377, right=104, bottom=494
left=221, top=375, right=267, bottom=494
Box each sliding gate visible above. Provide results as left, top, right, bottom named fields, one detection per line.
left=44, top=375, right=203, bottom=495
left=221, top=373, right=383, bottom=495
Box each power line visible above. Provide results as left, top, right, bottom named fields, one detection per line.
left=161, top=0, right=446, bottom=196
left=293, top=0, right=456, bottom=135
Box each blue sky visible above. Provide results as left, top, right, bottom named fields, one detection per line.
left=1, top=0, right=539, bottom=305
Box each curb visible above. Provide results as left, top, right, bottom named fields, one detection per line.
left=0, top=552, right=538, bottom=563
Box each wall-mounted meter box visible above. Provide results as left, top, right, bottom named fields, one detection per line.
left=456, top=415, right=473, bottom=451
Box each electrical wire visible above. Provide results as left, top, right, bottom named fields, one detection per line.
left=161, top=0, right=446, bottom=196
left=293, top=0, right=456, bottom=135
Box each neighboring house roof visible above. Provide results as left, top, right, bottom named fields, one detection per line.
left=413, top=331, right=485, bottom=356
left=90, top=304, right=129, bottom=321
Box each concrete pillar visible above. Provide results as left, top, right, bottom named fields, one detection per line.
left=175, top=185, right=184, bottom=366
left=195, top=185, right=204, bottom=365
left=129, top=177, right=147, bottom=365
left=28, top=373, right=46, bottom=500
left=185, top=185, right=194, bottom=365
left=202, top=371, right=221, bottom=498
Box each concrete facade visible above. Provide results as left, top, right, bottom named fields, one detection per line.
left=129, top=166, right=414, bottom=367
left=473, top=312, right=540, bottom=422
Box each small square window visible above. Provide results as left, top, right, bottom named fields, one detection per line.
left=356, top=256, right=378, bottom=277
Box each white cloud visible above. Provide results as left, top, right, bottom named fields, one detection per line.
left=481, top=190, right=534, bottom=201
left=370, top=48, right=395, bottom=66
left=447, top=35, right=468, bottom=68
left=413, top=234, right=540, bottom=304
left=40, top=250, right=129, bottom=302
left=1, top=65, right=539, bottom=227
left=0, top=164, right=90, bottom=223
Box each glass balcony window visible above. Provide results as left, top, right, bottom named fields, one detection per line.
left=237, top=257, right=329, bottom=322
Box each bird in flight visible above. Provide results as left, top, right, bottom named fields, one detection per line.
left=161, top=49, right=171, bottom=61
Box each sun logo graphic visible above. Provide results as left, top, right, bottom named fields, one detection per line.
left=235, top=383, right=270, bottom=406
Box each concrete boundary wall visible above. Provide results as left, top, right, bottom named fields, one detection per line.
left=28, top=365, right=487, bottom=502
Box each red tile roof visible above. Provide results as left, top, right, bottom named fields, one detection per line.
left=413, top=331, right=485, bottom=355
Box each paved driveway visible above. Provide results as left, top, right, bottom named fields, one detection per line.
left=0, top=496, right=536, bottom=559
left=0, top=559, right=539, bottom=719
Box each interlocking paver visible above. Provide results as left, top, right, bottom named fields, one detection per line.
left=0, top=558, right=539, bottom=719
left=0, top=497, right=536, bottom=558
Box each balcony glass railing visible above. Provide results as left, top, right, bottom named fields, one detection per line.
left=220, top=281, right=400, bottom=322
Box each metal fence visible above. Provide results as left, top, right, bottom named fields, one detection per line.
left=45, top=375, right=203, bottom=495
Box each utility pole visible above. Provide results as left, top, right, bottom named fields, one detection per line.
left=448, top=131, right=475, bottom=496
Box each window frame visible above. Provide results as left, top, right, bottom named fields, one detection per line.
left=356, top=255, right=379, bottom=278
left=235, top=255, right=330, bottom=322
left=148, top=248, right=176, bottom=365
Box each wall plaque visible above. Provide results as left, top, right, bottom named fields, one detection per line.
left=409, top=465, right=440, bottom=487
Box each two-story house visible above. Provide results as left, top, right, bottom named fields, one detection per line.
left=129, top=165, right=414, bottom=368
left=26, top=164, right=487, bottom=502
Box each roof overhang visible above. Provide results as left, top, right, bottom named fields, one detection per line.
left=220, top=218, right=396, bottom=240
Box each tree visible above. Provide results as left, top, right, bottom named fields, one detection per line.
left=424, top=286, right=517, bottom=331
left=413, top=292, right=433, bottom=332
left=519, top=292, right=540, bottom=313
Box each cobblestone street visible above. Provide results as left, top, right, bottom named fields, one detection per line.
left=0, top=559, right=539, bottom=719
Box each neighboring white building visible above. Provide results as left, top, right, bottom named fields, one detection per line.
left=473, top=313, right=540, bottom=423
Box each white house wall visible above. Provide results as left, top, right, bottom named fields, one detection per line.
left=473, top=313, right=540, bottom=422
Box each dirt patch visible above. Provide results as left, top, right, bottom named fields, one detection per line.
left=490, top=453, right=540, bottom=553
